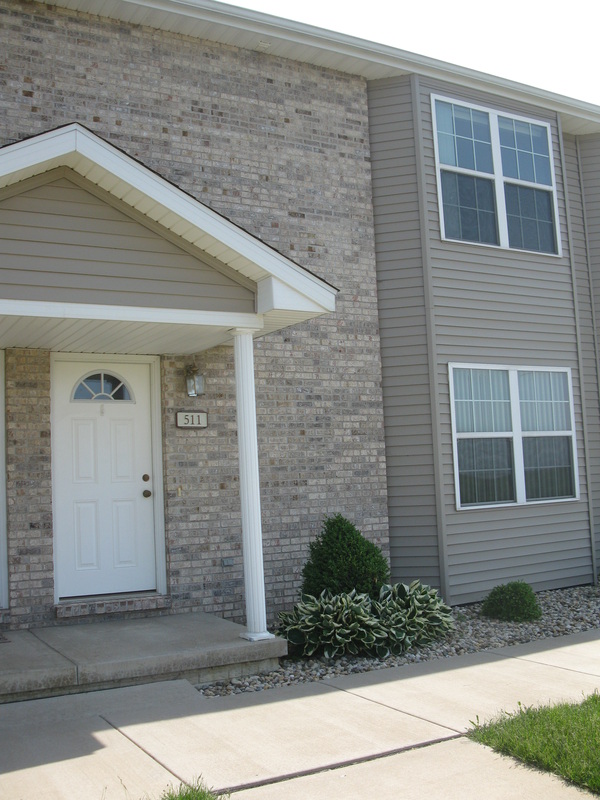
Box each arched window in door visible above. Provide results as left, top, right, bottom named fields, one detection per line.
left=71, top=371, right=134, bottom=402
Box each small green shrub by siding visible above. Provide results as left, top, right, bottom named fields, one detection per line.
left=301, top=514, right=390, bottom=599
left=481, top=581, right=542, bottom=623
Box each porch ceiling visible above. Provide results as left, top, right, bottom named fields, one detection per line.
left=0, top=300, right=268, bottom=355
left=0, top=299, right=323, bottom=355
left=0, top=125, right=337, bottom=354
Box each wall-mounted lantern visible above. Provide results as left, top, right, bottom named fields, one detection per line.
left=185, top=365, right=204, bottom=397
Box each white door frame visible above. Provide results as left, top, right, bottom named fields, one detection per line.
left=51, top=353, right=166, bottom=602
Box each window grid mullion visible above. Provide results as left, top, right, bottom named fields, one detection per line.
left=488, top=112, right=509, bottom=248
left=509, top=369, right=526, bottom=503
left=432, top=94, right=560, bottom=256
left=449, top=364, right=577, bottom=509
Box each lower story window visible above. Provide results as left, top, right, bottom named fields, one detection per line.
left=449, top=365, right=578, bottom=508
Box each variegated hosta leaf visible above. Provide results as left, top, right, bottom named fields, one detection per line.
left=277, top=580, right=453, bottom=658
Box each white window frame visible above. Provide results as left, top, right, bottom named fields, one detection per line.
left=449, top=363, right=579, bottom=510
left=432, top=95, right=562, bottom=257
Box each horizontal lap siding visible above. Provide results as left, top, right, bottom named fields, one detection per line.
left=418, top=78, right=593, bottom=604
left=0, top=174, right=255, bottom=313
left=578, top=133, right=600, bottom=571
left=368, top=77, right=440, bottom=589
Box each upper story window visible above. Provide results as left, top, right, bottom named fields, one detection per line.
left=432, top=96, right=559, bottom=255
left=449, top=364, right=578, bottom=509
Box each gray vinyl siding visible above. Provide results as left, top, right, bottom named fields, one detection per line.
left=368, top=76, right=441, bottom=589
left=417, top=78, right=593, bottom=604
left=578, top=133, right=600, bottom=573
left=0, top=172, right=255, bottom=313
left=563, top=134, right=598, bottom=581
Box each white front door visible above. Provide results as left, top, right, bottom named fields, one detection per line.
left=52, top=359, right=157, bottom=598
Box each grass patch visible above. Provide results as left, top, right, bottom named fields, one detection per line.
left=468, top=693, right=600, bottom=793
left=152, top=779, right=229, bottom=800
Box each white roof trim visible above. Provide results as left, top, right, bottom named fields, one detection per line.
left=0, top=299, right=263, bottom=328
left=0, top=124, right=337, bottom=316
left=40, top=0, right=600, bottom=135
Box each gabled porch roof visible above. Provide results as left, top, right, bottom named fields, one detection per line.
left=0, top=124, right=337, bottom=355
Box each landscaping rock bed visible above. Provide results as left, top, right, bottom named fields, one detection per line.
left=197, top=584, right=600, bottom=697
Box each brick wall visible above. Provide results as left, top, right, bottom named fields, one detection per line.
left=0, top=0, right=389, bottom=626
left=4, top=350, right=54, bottom=626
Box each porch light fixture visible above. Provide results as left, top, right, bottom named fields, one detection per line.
left=185, top=365, right=204, bottom=397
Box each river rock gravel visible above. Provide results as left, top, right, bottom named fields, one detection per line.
left=197, top=585, right=600, bottom=697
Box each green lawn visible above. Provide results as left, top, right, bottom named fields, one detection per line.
left=468, top=693, right=600, bottom=794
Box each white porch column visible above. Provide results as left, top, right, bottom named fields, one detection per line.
left=231, top=329, right=273, bottom=641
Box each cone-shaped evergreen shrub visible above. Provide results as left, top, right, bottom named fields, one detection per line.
left=301, top=513, right=390, bottom=598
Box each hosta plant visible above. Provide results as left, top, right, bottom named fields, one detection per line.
left=278, top=580, right=454, bottom=659
left=375, top=580, right=454, bottom=653
left=277, top=589, right=389, bottom=659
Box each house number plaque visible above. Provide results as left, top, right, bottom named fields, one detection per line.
left=176, top=411, right=208, bottom=429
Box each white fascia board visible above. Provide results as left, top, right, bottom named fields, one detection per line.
left=0, top=126, right=80, bottom=186
left=257, top=276, right=335, bottom=315
left=0, top=298, right=264, bottom=329
left=73, top=130, right=336, bottom=306
left=0, top=124, right=336, bottom=312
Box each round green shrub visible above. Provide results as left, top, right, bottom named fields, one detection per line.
left=301, top=514, right=390, bottom=599
left=480, top=581, right=542, bottom=622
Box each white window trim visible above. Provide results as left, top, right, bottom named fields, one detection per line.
left=449, top=363, right=579, bottom=510
left=432, top=95, right=562, bottom=257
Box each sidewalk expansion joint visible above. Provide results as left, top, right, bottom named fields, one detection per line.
left=327, top=682, right=462, bottom=735
left=219, top=733, right=464, bottom=795
left=99, top=714, right=188, bottom=786
left=496, top=651, right=600, bottom=679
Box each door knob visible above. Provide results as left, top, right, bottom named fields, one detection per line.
left=142, top=474, right=150, bottom=482
left=143, top=489, right=152, bottom=498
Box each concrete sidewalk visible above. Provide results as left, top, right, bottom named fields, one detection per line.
left=1, top=629, right=599, bottom=800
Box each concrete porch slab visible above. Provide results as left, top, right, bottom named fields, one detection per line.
left=0, top=630, right=77, bottom=698
left=0, top=612, right=286, bottom=702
